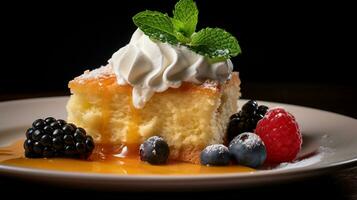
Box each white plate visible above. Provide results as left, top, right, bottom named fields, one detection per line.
left=0, top=97, right=357, bottom=190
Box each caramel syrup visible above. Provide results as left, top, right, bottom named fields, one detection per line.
left=0, top=140, right=255, bottom=175
left=96, top=78, right=140, bottom=145
left=127, top=92, right=141, bottom=144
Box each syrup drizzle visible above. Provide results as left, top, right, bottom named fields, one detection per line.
left=0, top=140, right=255, bottom=175
left=127, top=91, right=141, bottom=144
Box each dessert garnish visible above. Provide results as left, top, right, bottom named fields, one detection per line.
left=200, top=144, right=230, bottom=166
left=200, top=100, right=302, bottom=168
left=227, top=100, right=269, bottom=141
left=109, top=0, right=241, bottom=108
left=132, top=0, right=241, bottom=61
left=24, top=118, right=94, bottom=159
left=229, top=132, right=267, bottom=168
left=139, top=136, right=170, bottom=165
left=256, top=108, right=302, bottom=163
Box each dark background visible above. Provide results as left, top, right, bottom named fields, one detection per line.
left=1, top=1, right=357, bottom=199
left=1, top=0, right=356, bottom=116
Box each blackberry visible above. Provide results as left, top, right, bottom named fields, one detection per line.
left=44, top=117, right=56, bottom=125
left=32, top=119, right=45, bottom=129
left=26, top=128, right=34, bottom=139
left=62, top=124, right=76, bottom=135
left=257, top=105, right=269, bottom=116
left=57, top=119, right=67, bottom=127
left=227, top=100, right=269, bottom=142
left=50, top=121, right=61, bottom=129
left=227, top=112, right=255, bottom=142
left=241, top=100, right=258, bottom=117
left=24, top=118, right=95, bottom=159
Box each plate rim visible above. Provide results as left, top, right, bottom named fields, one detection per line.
left=1, top=156, right=357, bottom=180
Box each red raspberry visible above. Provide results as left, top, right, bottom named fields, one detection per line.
left=255, top=108, right=302, bottom=163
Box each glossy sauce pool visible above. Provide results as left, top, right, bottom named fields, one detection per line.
left=0, top=140, right=255, bottom=175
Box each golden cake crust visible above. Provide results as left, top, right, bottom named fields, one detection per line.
left=68, top=65, right=239, bottom=96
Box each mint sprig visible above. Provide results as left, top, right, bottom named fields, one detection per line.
left=132, top=0, right=241, bottom=62
left=173, top=0, right=198, bottom=38
left=190, top=28, right=241, bottom=62
left=133, top=11, right=178, bottom=45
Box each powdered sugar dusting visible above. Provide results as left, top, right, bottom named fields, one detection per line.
left=275, top=153, right=323, bottom=170
left=201, top=80, right=219, bottom=91
left=230, top=132, right=263, bottom=149
left=76, top=65, right=114, bottom=81
left=242, top=133, right=263, bottom=148
left=204, top=144, right=228, bottom=154
left=274, top=146, right=333, bottom=170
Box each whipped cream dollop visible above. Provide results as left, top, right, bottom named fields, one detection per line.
left=109, top=29, right=233, bottom=108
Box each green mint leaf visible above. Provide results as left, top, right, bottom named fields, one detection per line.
left=173, top=0, right=198, bottom=37
left=133, top=10, right=178, bottom=45
left=132, top=1, right=241, bottom=62
left=174, top=29, right=191, bottom=44
left=190, top=28, right=241, bottom=61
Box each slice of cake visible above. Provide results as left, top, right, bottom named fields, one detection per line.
left=67, top=65, right=240, bottom=164
left=67, top=0, right=242, bottom=164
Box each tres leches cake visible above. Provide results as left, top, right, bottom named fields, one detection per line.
left=67, top=67, right=240, bottom=164
left=1, top=0, right=302, bottom=172
left=66, top=0, right=243, bottom=164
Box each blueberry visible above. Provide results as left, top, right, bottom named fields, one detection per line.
left=241, top=100, right=258, bottom=116
left=229, top=132, right=267, bottom=168
left=140, top=136, right=170, bottom=165
left=200, top=144, right=230, bottom=166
